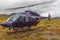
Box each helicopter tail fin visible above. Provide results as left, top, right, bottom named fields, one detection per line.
left=41, top=13, right=51, bottom=21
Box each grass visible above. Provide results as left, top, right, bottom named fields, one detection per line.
left=37, top=19, right=60, bottom=27
left=50, top=38, right=59, bottom=40
left=0, top=17, right=60, bottom=40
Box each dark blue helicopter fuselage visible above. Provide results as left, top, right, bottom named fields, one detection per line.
left=1, top=11, right=40, bottom=28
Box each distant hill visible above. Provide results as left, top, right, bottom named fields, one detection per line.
left=0, top=14, right=9, bottom=19
left=0, top=13, right=17, bottom=19
left=52, top=17, right=60, bottom=19
left=0, top=14, right=10, bottom=22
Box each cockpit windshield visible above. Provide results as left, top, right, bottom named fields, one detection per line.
left=7, top=13, right=20, bottom=22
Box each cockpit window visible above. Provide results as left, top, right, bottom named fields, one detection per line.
left=7, top=13, right=20, bottom=22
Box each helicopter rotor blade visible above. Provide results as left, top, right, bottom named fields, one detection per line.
left=8, top=3, right=41, bottom=10
left=6, top=0, right=55, bottom=10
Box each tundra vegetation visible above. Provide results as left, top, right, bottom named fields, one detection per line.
left=0, top=14, right=60, bottom=40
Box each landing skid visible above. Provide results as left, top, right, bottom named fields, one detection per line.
left=8, top=26, right=31, bottom=31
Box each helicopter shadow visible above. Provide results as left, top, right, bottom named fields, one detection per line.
left=7, top=27, right=44, bottom=35
left=6, top=27, right=45, bottom=39
left=7, top=28, right=34, bottom=34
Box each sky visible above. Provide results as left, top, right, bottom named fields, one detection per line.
left=0, top=0, right=60, bottom=17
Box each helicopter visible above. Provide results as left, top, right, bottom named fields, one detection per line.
left=1, top=3, right=51, bottom=30
left=1, top=10, right=51, bottom=30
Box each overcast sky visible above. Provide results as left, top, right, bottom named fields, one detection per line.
left=0, top=0, right=60, bottom=17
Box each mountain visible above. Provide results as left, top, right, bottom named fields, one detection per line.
left=0, top=14, right=9, bottom=20
left=52, top=17, right=60, bottom=19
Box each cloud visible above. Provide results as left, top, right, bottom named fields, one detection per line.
left=0, top=0, right=60, bottom=17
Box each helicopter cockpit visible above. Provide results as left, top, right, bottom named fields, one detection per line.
left=6, top=13, right=20, bottom=22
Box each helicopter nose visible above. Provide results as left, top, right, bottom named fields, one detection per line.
left=1, top=23, right=3, bottom=26
left=1, top=23, right=6, bottom=26
left=1, top=22, right=12, bottom=27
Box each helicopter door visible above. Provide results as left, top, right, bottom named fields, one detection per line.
left=19, top=16, right=26, bottom=24
left=18, top=16, right=26, bottom=26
